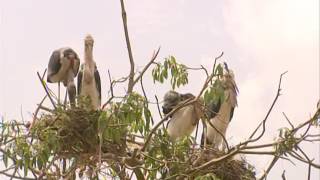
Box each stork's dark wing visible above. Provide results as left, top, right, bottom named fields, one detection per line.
left=47, top=50, right=61, bottom=82
left=229, top=107, right=235, bottom=122
left=206, top=98, right=221, bottom=119
left=94, top=67, right=101, bottom=101
left=77, top=68, right=83, bottom=95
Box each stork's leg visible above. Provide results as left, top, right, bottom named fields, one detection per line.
left=58, top=82, right=61, bottom=105
left=64, top=88, right=68, bottom=109
left=66, top=69, right=76, bottom=108
left=67, top=82, right=76, bottom=108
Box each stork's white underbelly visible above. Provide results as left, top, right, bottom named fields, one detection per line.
left=206, top=101, right=231, bottom=144
left=80, top=80, right=100, bottom=110
left=167, top=105, right=198, bottom=141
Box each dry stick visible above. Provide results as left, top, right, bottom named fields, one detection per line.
left=140, top=75, right=154, bottom=125
left=282, top=112, right=294, bottom=129
left=240, top=71, right=288, bottom=147
left=259, top=156, right=280, bottom=180
left=154, top=95, right=165, bottom=130
left=133, top=47, right=161, bottom=86
left=154, top=95, right=163, bottom=120
left=120, top=0, right=135, bottom=94
left=205, top=117, right=230, bottom=151
left=142, top=52, right=224, bottom=151
left=289, top=152, right=320, bottom=169
left=296, top=146, right=314, bottom=180
left=188, top=147, right=239, bottom=174
left=37, top=71, right=57, bottom=109
left=29, top=95, right=48, bottom=131
left=282, top=170, right=286, bottom=180
left=102, top=70, right=115, bottom=109
left=196, top=52, right=224, bottom=100
left=185, top=65, right=209, bottom=78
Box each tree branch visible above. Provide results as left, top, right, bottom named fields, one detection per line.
left=119, top=0, right=135, bottom=94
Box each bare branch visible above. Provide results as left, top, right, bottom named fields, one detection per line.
left=119, top=0, right=135, bottom=94
left=258, top=156, right=279, bottom=180
left=282, top=112, right=294, bottom=129
left=133, top=47, right=161, bottom=86
left=37, top=71, right=57, bottom=109
left=242, top=71, right=288, bottom=146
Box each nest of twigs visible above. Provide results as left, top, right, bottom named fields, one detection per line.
left=31, top=106, right=126, bottom=157
left=30, top=105, right=255, bottom=179
left=190, top=149, right=256, bottom=180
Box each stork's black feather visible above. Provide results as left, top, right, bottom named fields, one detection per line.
left=47, top=50, right=61, bottom=82
left=77, top=67, right=83, bottom=95
left=229, top=107, right=235, bottom=122
left=94, top=66, right=101, bottom=101
left=207, top=98, right=221, bottom=119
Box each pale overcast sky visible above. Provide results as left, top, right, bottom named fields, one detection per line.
left=0, top=0, right=319, bottom=179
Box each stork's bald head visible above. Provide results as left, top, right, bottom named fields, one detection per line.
left=85, top=34, right=94, bottom=47
left=63, top=49, right=77, bottom=60
left=222, top=63, right=238, bottom=94
left=162, top=91, right=181, bottom=115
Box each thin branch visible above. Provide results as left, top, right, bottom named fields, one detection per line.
left=120, top=0, right=135, bottom=94
left=140, top=75, right=154, bottom=125
left=258, top=156, right=280, bottom=180
left=242, top=71, right=288, bottom=146
left=37, top=71, right=57, bottom=109
left=282, top=112, right=294, bottom=129
left=133, top=47, right=161, bottom=86
left=102, top=70, right=115, bottom=109
left=205, top=116, right=230, bottom=151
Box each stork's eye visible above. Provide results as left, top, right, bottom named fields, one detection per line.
left=67, top=54, right=75, bottom=59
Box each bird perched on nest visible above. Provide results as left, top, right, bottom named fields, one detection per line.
left=77, top=35, right=101, bottom=110
left=47, top=47, right=80, bottom=106
left=202, top=63, right=238, bottom=150
left=162, top=91, right=203, bottom=141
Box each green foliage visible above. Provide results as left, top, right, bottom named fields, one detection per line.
left=274, top=128, right=298, bottom=156
left=144, top=130, right=193, bottom=179
left=203, top=63, right=226, bottom=117
left=152, top=56, right=188, bottom=89
left=195, top=173, right=222, bottom=180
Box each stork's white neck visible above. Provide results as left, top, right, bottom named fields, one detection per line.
left=84, top=45, right=93, bottom=64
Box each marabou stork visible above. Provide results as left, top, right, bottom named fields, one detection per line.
left=47, top=47, right=80, bottom=106
left=202, top=63, right=238, bottom=150
left=162, top=91, right=202, bottom=141
left=77, top=35, right=101, bottom=110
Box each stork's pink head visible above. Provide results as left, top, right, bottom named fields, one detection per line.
left=85, top=34, right=94, bottom=47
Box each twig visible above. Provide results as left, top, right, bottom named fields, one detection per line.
left=258, top=156, right=280, bottom=180
left=282, top=112, right=294, bottom=129
left=243, top=71, right=288, bottom=146
left=119, top=0, right=135, bottom=94
left=281, top=170, right=286, bottom=180
left=102, top=70, right=115, bottom=109
left=140, top=75, right=154, bottom=125
left=133, top=47, right=161, bottom=86
left=29, top=95, right=47, bottom=130
left=37, top=71, right=57, bottom=109
left=205, top=117, right=230, bottom=151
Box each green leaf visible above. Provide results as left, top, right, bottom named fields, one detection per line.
left=3, top=151, right=8, bottom=168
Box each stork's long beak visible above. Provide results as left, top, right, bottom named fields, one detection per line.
left=67, top=82, right=76, bottom=107
left=223, top=62, right=230, bottom=73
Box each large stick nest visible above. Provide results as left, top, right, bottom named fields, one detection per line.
left=30, top=106, right=256, bottom=179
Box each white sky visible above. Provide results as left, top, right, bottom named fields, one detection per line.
left=0, top=0, right=319, bottom=179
